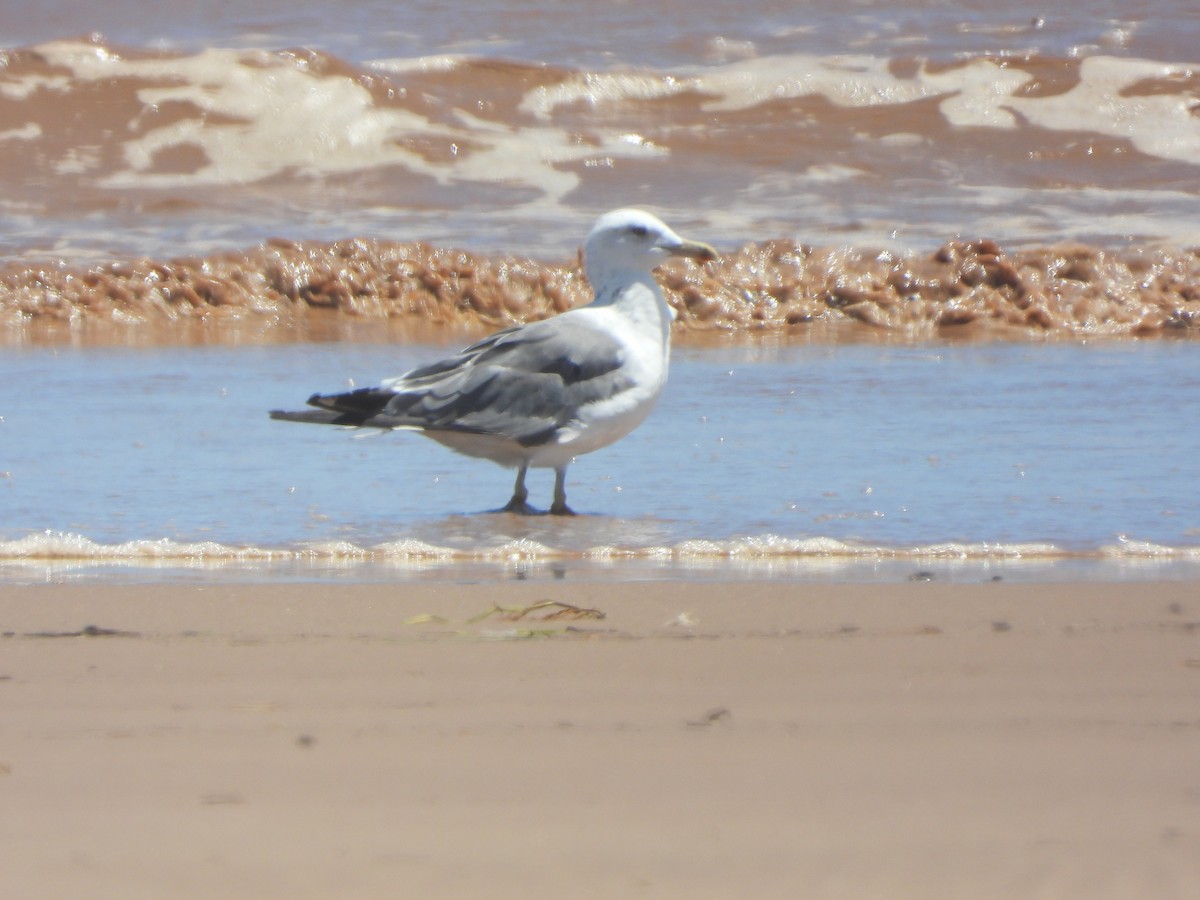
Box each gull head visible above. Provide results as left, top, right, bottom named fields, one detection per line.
left=582, top=208, right=717, bottom=285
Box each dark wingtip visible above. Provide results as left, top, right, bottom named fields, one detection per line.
left=270, top=409, right=309, bottom=421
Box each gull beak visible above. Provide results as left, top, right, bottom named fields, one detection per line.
left=667, top=238, right=719, bottom=264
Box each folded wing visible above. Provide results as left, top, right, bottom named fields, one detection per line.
left=270, top=316, right=634, bottom=448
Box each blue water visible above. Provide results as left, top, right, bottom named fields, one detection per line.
left=7, top=1, right=1194, bottom=68
left=3, top=340, right=1198, bottom=581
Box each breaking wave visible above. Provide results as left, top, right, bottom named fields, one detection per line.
left=4, top=530, right=1199, bottom=572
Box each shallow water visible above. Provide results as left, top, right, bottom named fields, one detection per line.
left=3, top=341, right=1198, bottom=582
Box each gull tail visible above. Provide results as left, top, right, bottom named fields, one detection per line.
left=269, top=408, right=363, bottom=426
left=270, top=387, right=400, bottom=428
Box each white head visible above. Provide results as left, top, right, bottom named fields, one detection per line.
left=581, top=208, right=717, bottom=287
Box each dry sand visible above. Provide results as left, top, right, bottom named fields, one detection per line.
left=1, top=580, right=1198, bottom=898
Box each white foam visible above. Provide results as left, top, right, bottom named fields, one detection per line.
left=28, top=40, right=668, bottom=204
left=520, top=70, right=699, bottom=119
left=3, top=531, right=1198, bottom=582
left=371, top=539, right=458, bottom=560
left=296, top=541, right=372, bottom=559
left=366, top=55, right=465, bottom=75
left=479, top=539, right=564, bottom=561
left=0, top=531, right=288, bottom=560
left=520, top=54, right=934, bottom=120
left=671, top=536, right=1065, bottom=560
left=1100, top=539, right=1200, bottom=559
left=520, top=51, right=1200, bottom=167
left=925, top=60, right=1032, bottom=128
left=0, top=123, right=42, bottom=141
left=0, top=73, right=70, bottom=100
left=1003, top=56, right=1200, bottom=165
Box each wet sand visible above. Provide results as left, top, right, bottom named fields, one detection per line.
left=2, top=580, right=1198, bottom=898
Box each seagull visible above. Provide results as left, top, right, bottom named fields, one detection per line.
left=270, top=209, right=717, bottom=515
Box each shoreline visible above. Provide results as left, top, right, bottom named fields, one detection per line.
left=7, top=559, right=1200, bottom=586
left=3, top=580, right=1198, bottom=897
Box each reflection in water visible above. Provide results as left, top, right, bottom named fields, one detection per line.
left=2, top=341, right=1199, bottom=581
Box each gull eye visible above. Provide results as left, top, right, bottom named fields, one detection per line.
left=627, top=224, right=649, bottom=238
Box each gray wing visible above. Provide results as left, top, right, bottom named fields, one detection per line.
left=273, top=317, right=634, bottom=446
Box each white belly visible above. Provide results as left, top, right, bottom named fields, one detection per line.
left=527, top=379, right=664, bottom=468
left=418, top=298, right=672, bottom=471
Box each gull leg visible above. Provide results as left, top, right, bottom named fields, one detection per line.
left=549, top=465, right=575, bottom=516
left=502, top=464, right=536, bottom=514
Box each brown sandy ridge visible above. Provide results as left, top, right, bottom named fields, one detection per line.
left=4, top=238, right=1200, bottom=344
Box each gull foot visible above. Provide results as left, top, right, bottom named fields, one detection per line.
left=501, top=498, right=540, bottom=515
left=548, top=503, right=577, bottom=516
